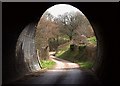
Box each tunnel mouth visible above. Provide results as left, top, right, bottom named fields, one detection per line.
left=14, top=3, right=100, bottom=84
left=14, top=4, right=102, bottom=81
left=35, top=4, right=98, bottom=71
left=14, top=5, right=100, bottom=79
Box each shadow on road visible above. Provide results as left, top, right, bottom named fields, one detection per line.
left=9, top=68, right=102, bottom=85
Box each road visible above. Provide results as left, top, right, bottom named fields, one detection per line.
left=11, top=52, right=101, bottom=85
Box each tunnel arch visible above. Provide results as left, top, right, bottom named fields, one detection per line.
left=14, top=4, right=103, bottom=79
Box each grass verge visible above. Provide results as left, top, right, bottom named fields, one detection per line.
left=56, top=45, right=94, bottom=70
left=76, top=61, right=94, bottom=69
left=40, top=60, right=56, bottom=69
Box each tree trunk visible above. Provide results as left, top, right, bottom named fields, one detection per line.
left=69, top=36, right=72, bottom=41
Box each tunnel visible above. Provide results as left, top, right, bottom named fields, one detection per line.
left=2, top=2, right=119, bottom=85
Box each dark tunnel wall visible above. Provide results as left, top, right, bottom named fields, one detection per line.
left=2, top=2, right=119, bottom=85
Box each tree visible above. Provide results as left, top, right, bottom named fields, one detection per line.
left=56, top=11, right=94, bottom=45
left=35, top=11, right=60, bottom=59
left=35, top=11, right=95, bottom=57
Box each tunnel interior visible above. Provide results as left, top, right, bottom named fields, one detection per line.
left=15, top=22, right=41, bottom=75
left=2, top=2, right=119, bottom=85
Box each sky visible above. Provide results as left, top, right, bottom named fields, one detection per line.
left=46, top=4, right=84, bottom=18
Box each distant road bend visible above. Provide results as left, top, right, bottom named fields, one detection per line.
left=13, top=52, right=101, bottom=85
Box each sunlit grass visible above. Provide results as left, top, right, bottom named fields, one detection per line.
left=56, top=44, right=70, bottom=57
left=87, top=36, right=97, bottom=45
left=40, top=60, right=56, bottom=69
left=77, top=61, right=93, bottom=69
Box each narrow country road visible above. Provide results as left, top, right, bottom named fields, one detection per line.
left=50, top=55, right=80, bottom=70
left=11, top=52, right=101, bottom=85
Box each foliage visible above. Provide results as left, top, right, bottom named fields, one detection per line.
left=35, top=11, right=59, bottom=59
left=56, top=44, right=86, bottom=59
left=87, top=36, right=97, bottom=45
left=40, top=60, right=56, bottom=69
left=48, top=35, right=70, bottom=51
